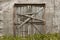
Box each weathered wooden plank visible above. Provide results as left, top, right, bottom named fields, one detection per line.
left=17, top=14, right=45, bottom=22
left=18, top=15, right=34, bottom=28
left=32, top=24, right=41, bottom=34
left=14, top=4, right=45, bottom=36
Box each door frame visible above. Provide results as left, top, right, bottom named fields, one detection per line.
left=13, top=3, right=46, bottom=37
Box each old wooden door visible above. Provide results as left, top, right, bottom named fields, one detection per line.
left=13, top=4, right=45, bottom=36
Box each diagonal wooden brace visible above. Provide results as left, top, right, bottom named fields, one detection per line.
left=18, top=15, right=34, bottom=28
left=32, top=24, right=42, bottom=34
left=17, top=14, right=45, bottom=22
left=17, top=7, right=45, bottom=22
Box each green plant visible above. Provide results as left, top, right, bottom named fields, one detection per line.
left=0, top=33, right=60, bottom=40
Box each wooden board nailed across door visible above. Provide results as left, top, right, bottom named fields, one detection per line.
left=13, top=4, right=45, bottom=36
